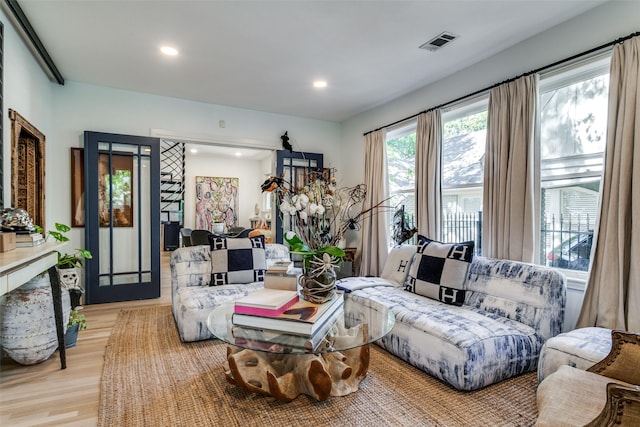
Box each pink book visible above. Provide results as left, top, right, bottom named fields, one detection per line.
left=234, top=289, right=299, bottom=317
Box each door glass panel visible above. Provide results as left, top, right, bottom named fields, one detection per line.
left=96, top=143, right=151, bottom=287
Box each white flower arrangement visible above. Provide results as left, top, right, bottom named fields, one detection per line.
left=261, top=170, right=388, bottom=253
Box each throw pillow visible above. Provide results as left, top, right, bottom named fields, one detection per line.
left=208, top=235, right=267, bottom=285
left=405, top=235, right=474, bottom=306
left=380, top=244, right=418, bottom=286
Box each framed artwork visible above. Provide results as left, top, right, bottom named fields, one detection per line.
left=71, top=147, right=134, bottom=227
left=195, top=176, right=239, bottom=231
left=71, top=148, right=84, bottom=227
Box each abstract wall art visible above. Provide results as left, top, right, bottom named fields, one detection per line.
left=195, top=176, right=239, bottom=231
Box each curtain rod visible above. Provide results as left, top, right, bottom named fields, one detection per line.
left=364, top=30, right=640, bottom=136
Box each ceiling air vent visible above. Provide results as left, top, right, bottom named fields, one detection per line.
left=419, top=32, right=458, bottom=52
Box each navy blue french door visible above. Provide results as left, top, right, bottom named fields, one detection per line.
left=275, top=150, right=323, bottom=244
left=83, top=131, right=161, bottom=304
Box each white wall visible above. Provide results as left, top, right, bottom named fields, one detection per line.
left=1, top=9, right=54, bottom=210
left=340, top=0, right=640, bottom=188
left=40, top=82, right=341, bottom=251
left=183, top=151, right=270, bottom=230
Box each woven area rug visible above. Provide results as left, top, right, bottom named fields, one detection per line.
left=98, top=306, right=538, bottom=426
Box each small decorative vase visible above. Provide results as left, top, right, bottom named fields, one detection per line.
left=298, top=255, right=337, bottom=304
left=0, top=274, right=71, bottom=365
left=64, top=324, right=80, bottom=349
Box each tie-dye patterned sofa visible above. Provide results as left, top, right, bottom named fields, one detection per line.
left=170, top=241, right=291, bottom=342
left=337, top=242, right=567, bottom=391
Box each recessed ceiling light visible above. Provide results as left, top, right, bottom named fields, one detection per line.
left=190, top=148, right=198, bottom=154
left=235, top=152, right=242, bottom=157
left=313, top=80, right=327, bottom=88
left=160, top=46, right=178, bottom=56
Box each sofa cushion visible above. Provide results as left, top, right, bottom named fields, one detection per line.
left=349, top=286, right=543, bottom=390
left=208, top=235, right=267, bottom=285
left=381, top=244, right=418, bottom=286
left=264, top=243, right=291, bottom=268
left=405, top=236, right=474, bottom=306
left=465, top=256, right=566, bottom=341
left=173, top=282, right=264, bottom=342
left=336, top=276, right=397, bottom=292
left=537, top=327, right=612, bottom=383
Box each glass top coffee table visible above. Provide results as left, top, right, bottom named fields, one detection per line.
left=207, top=293, right=395, bottom=401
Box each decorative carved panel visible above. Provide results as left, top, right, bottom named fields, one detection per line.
left=9, top=109, right=45, bottom=231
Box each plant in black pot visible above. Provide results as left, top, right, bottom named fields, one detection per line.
left=45, top=223, right=93, bottom=308
left=64, top=308, right=88, bottom=348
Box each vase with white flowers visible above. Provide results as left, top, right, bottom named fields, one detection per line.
left=262, top=170, right=390, bottom=303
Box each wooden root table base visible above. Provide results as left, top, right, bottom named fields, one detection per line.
left=223, top=344, right=370, bottom=402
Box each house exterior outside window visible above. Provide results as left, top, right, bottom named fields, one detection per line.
left=537, top=55, right=610, bottom=273
left=386, top=122, right=417, bottom=244
left=441, top=98, right=488, bottom=254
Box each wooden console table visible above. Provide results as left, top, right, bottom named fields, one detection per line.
left=0, top=242, right=67, bottom=369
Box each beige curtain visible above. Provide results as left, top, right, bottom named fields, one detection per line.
left=415, top=109, right=442, bottom=240
left=360, top=129, right=390, bottom=276
left=577, top=36, right=640, bottom=331
left=483, top=75, right=537, bottom=262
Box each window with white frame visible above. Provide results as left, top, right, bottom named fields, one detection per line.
left=441, top=98, right=488, bottom=253
left=386, top=122, right=417, bottom=244
left=538, top=55, right=610, bottom=273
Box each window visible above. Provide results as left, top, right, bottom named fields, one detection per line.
left=441, top=98, right=488, bottom=253
left=386, top=122, right=416, bottom=244
left=538, top=56, right=610, bottom=272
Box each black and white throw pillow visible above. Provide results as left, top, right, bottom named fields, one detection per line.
left=208, top=235, right=267, bottom=285
left=405, top=235, right=474, bottom=306
left=381, top=244, right=418, bottom=286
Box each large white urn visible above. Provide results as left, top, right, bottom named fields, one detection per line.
left=0, top=273, right=71, bottom=365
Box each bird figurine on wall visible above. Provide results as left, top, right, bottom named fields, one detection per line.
left=281, top=131, right=293, bottom=151
left=261, top=176, right=284, bottom=192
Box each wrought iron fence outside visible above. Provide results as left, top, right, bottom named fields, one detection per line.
left=394, top=211, right=592, bottom=271
left=442, top=211, right=483, bottom=256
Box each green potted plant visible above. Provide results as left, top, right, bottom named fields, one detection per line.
left=42, top=223, right=92, bottom=307
left=46, top=223, right=93, bottom=269
left=64, top=308, right=87, bottom=348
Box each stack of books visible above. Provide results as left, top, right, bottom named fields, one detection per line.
left=232, top=291, right=344, bottom=350
left=15, top=232, right=45, bottom=248
left=264, top=260, right=298, bottom=291
left=268, top=261, right=293, bottom=273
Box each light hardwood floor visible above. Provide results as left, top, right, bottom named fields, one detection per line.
left=0, top=251, right=174, bottom=427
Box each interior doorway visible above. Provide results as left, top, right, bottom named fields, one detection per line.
left=176, top=140, right=275, bottom=238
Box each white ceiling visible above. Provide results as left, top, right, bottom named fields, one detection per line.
left=17, top=0, right=608, bottom=123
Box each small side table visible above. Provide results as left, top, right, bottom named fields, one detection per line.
left=344, top=247, right=357, bottom=277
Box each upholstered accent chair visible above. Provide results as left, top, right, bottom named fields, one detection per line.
left=536, top=330, right=640, bottom=426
